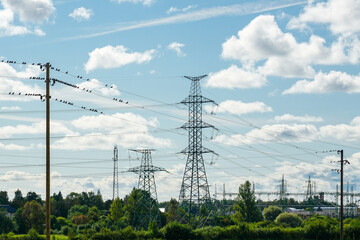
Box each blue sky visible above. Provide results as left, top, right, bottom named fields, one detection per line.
left=1, top=0, right=360, bottom=203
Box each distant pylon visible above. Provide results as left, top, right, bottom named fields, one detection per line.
left=178, top=75, right=217, bottom=218
left=306, top=175, right=313, bottom=200
left=112, top=146, right=119, bottom=200
left=279, top=175, right=287, bottom=203
left=128, top=149, right=167, bottom=229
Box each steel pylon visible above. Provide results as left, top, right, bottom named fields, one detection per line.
left=178, top=75, right=217, bottom=218
left=112, top=146, right=119, bottom=200
left=128, top=149, right=167, bottom=229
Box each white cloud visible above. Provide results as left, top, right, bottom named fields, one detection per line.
left=52, top=113, right=171, bottom=150
left=205, top=65, right=267, bottom=89
left=1, top=0, right=55, bottom=23
left=1, top=106, right=21, bottom=111
left=84, top=45, right=156, bottom=72
left=288, top=0, right=360, bottom=36
left=274, top=114, right=323, bottom=123
left=167, top=42, right=186, bottom=56
left=65, top=1, right=306, bottom=41
left=69, top=7, right=93, bottom=21
left=0, top=9, right=44, bottom=37
left=113, top=0, right=155, bottom=7
left=320, top=116, right=360, bottom=142
left=206, top=100, right=272, bottom=115
left=283, top=71, right=360, bottom=94
left=0, top=143, right=30, bottom=150
left=0, top=62, right=43, bottom=101
left=221, top=15, right=355, bottom=79
left=76, top=78, right=120, bottom=96
left=213, top=123, right=319, bottom=145
left=166, top=5, right=197, bottom=14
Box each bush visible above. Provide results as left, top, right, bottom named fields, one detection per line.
left=344, top=219, right=360, bottom=240
left=275, top=213, right=303, bottom=228
left=162, top=221, right=194, bottom=240
left=263, top=206, right=283, bottom=221
left=304, top=217, right=337, bottom=240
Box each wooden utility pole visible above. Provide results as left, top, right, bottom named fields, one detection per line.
left=45, top=63, right=51, bottom=240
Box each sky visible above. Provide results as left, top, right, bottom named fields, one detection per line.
left=1, top=0, right=360, bottom=203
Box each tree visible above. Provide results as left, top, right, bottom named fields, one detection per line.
left=275, top=212, right=303, bottom=228
left=88, top=206, right=101, bottom=222
left=11, top=189, right=25, bottom=209
left=110, top=197, right=123, bottom=221
left=262, top=205, right=283, bottom=221
left=22, top=200, right=45, bottom=233
left=14, top=208, right=27, bottom=233
left=232, top=181, right=262, bottom=223
left=0, top=208, right=14, bottom=233
left=166, top=198, right=179, bottom=223
left=67, top=204, right=89, bottom=219
left=25, top=192, right=42, bottom=204
left=0, top=191, right=9, bottom=204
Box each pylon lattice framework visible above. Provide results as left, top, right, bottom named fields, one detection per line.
left=179, top=75, right=217, bottom=216
left=113, top=146, right=119, bottom=200
left=128, top=149, right=167, bottom=229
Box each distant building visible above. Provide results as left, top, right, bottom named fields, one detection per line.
left=288, top=206, right=358, bottom=218
left=0, top=205, right=16, bottom=219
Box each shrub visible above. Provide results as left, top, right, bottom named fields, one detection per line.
left=275, top=213, right=303, bottom=228
left=304, top=218, right=337, bottom=240
left=263, top=206, right=283, bottom=221
left=163, top=221, right=194, bottom=240
left=344, top=219, right=360, bottom=240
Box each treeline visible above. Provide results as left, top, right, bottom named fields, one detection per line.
left=1, top=181, right=360, bottom=240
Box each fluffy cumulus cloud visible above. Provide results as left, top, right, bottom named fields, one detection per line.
left=167, top=42, right=186, bottom=56
left=52, top=113, right=171, bottom=150
left=288, top=0, right=360, bottom=35
left=69, top=7, right=93, bottom=21
left=221, top=15, right=355, bottom=80
left=320, top=116, right=360, bottom=142
left=0, top=62, right=43, bottom=101
left=84, top=45, right=156, bottom=72
left=274, top=114, right=323, bottom=123
left=0, top=0, right=54, bottom=37
left=213, top=123, right=319, bottom=146
left=113, top=0, right=155, bottom=7
left=206, top=100, right=272, bottom=115
left=205, top=65, right=267, bottom=89
left=1, top=0, right=55, bottom=23
left=283, top=71, right=360, bottom=94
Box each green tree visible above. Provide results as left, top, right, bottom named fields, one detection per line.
left=11, top=189, right=25, bottom=209
left=0, top=191, right=9, bottom=204
left=14, top=208, right=27, bottom=233
left=232, top=181, right=262, bottom=223
left=262, top=205, right=283, bottom=221
left=0, top=208, right=14, bottom=233
left=88, top=206, right=101, bottom=222
left=275, top=212, right=303, bottom=227
left=110, top=197, right=123, bottom=221
left=22, top=200, right=45, bottom=233
left=166, top=198, right=179, bottom=223
left=67, top=204, right=89, bottom=219
left=25, top=192, right=42, bottom=204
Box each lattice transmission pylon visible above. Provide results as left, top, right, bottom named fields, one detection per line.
left=178, top=75, right=217, bottom=219
left=128, top=149, right=167, bottom=229
left=112, top=146, right=119, bottom=200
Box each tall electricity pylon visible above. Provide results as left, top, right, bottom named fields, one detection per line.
left=178, top=75, right=217, bottom=218
left=128, top=149, right=167, bottom=229
left=112, top=146, right=119, bottom=200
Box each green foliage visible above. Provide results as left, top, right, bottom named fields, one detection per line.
left=22, top=201, right=45, bottom=234
left=67, top=205, right=89, bottom=220
left=233, top=181, right=262, bottom=223
left=344, top=218, right=360, bottom=240
left=275, top=213, right=303, bottom=228
left=262, top=206, right=283, bottom=221
left=27, top=228, right=39, bottom=240
left=162, top=221, right=194, bottom=240
left=109, top=198, right=123, bottom=221
left=0, top=208, right=14, bottom=234
left=304, top=215, right=337, bottom=240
